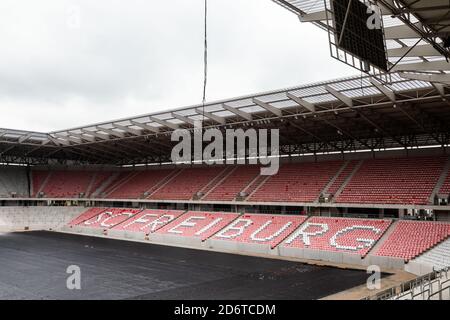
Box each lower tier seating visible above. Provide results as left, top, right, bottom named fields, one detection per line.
left=212, top=214, right=307, bottom=248
left=79, top=208, right=142, bottom=229
left=65, top=209, right=450, bottom=268
left=375, top=221, right=450, bottom=261
left=113, top=209, right=185, bottom=234
left=156, top=211, right=239, bottom=241
left=282, top=217, right=392, bottom=257
left=68, top=207, right=106, bottom=226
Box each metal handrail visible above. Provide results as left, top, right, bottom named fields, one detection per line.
left=363, top=266, right=450, bottom=300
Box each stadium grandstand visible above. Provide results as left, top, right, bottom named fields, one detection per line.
left=1, top=0, right=450, bottom=301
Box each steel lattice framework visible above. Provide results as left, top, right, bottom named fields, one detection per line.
left=273, top=0, right=450, bottom=82
left=1, top=72, right=450, bottom=166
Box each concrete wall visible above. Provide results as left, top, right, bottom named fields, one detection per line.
left=207, top=239, right=271, bottom=255
left=0, top=206, right=85, bottom=232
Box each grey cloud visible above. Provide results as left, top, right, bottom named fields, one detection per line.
left=0, top=0, right=355, bottom=132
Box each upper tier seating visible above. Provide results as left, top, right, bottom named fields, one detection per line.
left=79, top=208, right=142, bottom=229
left=0, top=167, right=29, bottom=197
left=282, top=217, right=392, bottom=257
left=375, top=221, right=450, bottom=261
left=113, top=209, right=185, bottom=234
left=156, top=211, right=239, bottom=241
left=439, top=172, right=450, bottom=196
left=87, top=172, right=113, bottom=197
left=212, top=214, right=307, bottom=248
left=204, top=165, right=260, bottom=201
left=249, top=161, right=343, bottom=203
left=37, top=171, right=95, bottom=198
left=107, top=169, right=175, bottom=199
left=150, top=167, right=224, bottom=200
left=100, top=172, right=136, bottom=198
left=32, top=170, right=49, bottom=196
left=326, top=160, right=359, bottom=195
left=336, top=156, right=447, bottom=205
left=68, top=207, right=106, bottom=226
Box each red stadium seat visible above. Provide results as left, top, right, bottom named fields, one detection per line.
left=79, top=208, right=142, bottom=229
left=150, top=167, right=225, bottom=200
left=282, top=217, right=392, bottom=257
left=212, top=214, right=307, bottom=248
left=249, top=161, right=343, bottom=203
left=67, top=207, right=107, bottom=226
left=204, top=165, right=260, bottom=201
left=156, top=211, right=239, bottom=241
left=375, top=221, right=450, bottom=261
left=113, top=209, right=185, bottom=234
left=336, top=156, right=447, bottom=205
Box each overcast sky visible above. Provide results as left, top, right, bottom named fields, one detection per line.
left=0, top=0, right=356, bottom=132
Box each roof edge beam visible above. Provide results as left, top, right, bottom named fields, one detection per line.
left=96, top=126, right=125, bottom=138
left=130, top=120, right=160, bottom=133
left=325, top=85, right=353, bottom=107
left=222, top=104, right=253, bottom=121
left=149, top=117, right=179, bottom=130
left=195, top=108, right=226, bottom=125
left=286, top=93, right=316, bottom=112
left=113, top=123, right=143, bottom=136
left=369, top=77, right=396, bottom=102
left=171, top=113, right=196, bottom=125
left=252, top=98, right=282, bottom=117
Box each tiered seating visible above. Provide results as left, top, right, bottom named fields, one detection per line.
left=87, top=172, right=113, bottom=197
left=213, top=214, right=307, bottom=248
left=67, top=207, right=106, bottom=226
left=326, top=160, right=359, bottom=195
left=204, top=166, right=260, bottom=201
left=100, top=172, right=136, bottom=198
left=113, top=209, right=185, bottom=234
left=150, top=167, right=224, bottom=200
left=375, top=221, right=450, bottom=261
left=39, top=171, right=95, bottom=198
left=250, top=161, right=343, bottom=203
left=0, top=167, right=29, bottom=197
left=439, top=172, right=450, bottom=196
left=283, top=217, right=392, bottom=257
left=413, top=238, right=450, bottom=270
left=107, top=169, right=175, bottom=199
left=80, top=208, right=142, bottom=229
left=156, top=211, right=239, bottom=241
left=32, top=170, right=50, bottom=196
left=336, top=156, right=447, bottom=205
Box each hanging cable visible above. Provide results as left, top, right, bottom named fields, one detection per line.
left=201, top=0, right=208, bottom=124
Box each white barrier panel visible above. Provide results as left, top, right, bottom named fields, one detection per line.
left=107, top=229, right=125, bottom=239
left=278, top=246, right=304, bottom=259
left=209, top=239, right=271, bottom=255
left=342, top=253, right=363, bottom=266
left=365, top=255, right=405, bottom=270
left=124, top=230, right=146, bottom=241
left=149, top=233, right=204, bottom=248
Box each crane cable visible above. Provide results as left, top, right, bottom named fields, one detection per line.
left=201, top=0, right=208, bottom=125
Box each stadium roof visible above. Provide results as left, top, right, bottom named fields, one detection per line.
left=1, top=71, right=449, bottom=166
left=273, top=0, right=450, bottom=81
